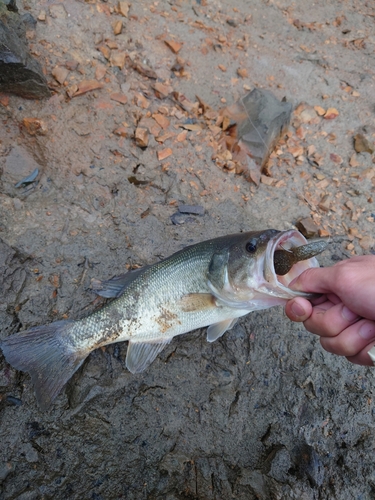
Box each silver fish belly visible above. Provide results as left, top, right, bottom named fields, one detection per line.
left=1, top=229, right=327, bottom=410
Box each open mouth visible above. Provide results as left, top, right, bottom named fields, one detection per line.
left=265, top=230, right=320, bottom=291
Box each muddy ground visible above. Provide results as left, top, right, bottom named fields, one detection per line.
left=1, top=0, right=375, bottom=499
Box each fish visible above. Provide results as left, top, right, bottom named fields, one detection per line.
left=0, top=229, right=327, bottom=410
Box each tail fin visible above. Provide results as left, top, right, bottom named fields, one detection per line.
left=1, top=321, right=87, bottom=411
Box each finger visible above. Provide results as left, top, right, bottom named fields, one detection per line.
left=285, top=297, right=312, bottom=322
left=302, top=302, right=360, bottom=337
left=308, top=293, right=340, bottom=307
left=346, top=341, right=375, bottom=366
left=320, top=319, right=375, bottom=357
left=288, top=267, right=338, bottom=295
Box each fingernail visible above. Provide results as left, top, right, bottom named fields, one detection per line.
left=342, top=306, right=359, bottom=322
left=291, top=302, right=306, bottom=318
left=359, top=322, right=375, bottom=340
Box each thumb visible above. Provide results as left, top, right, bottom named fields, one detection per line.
left=285, top=297, right=312, bottom=322
left=288, top=267, right=333, bottom=295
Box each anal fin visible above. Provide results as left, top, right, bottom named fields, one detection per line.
left=126, top=339, right=171, bottom=374
left=207, top=318, right=238, bottom=342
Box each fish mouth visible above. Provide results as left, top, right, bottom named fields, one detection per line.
left=265, top=229, right=319, bottom=297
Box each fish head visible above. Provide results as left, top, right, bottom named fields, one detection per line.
left=207, top=229, right=322, bottom=311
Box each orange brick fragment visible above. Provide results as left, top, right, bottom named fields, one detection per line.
left=314, top=105, right=325, bottom=116
left=157, top=148, right=173, bottom=161
left=165, top=40, right=183, bottom=53
left=0, top=94, right=10, bottom=106
left=110, top=93, right=128, bottom=104
left=324, top=108, right=339, bottom=120
left=74, top=80, right=104, bottom=96
left=153, top=113, right=170, bottom=129
left=237, top=68, right=248, bottom=78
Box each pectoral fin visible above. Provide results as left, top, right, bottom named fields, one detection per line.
left=207, top=249, right=230, bottom=291
left=207, top=318, right=238, bottom=342
left=126, top=339, right=171, bottom=373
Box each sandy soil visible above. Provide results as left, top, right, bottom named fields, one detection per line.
left=0, top=0, right=375, bottom=499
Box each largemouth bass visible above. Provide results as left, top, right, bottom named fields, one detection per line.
left=1, top=229, right=327, bottom=410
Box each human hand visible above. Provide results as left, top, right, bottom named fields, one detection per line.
left=285, top=255, right=375, bottom=365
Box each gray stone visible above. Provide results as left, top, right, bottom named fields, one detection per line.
left=0, top=9, right=50, bottom=98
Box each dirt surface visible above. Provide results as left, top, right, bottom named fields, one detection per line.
left=1, top=0, right=375, bottom=499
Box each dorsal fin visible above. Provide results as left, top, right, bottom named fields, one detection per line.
left=91, top=266, right=150, bottom=298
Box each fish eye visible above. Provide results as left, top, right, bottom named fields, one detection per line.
left=245, top=239, right=257, bottom=253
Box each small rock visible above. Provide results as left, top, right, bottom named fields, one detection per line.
left=323, top=107, right=339, bottom=120
left=51, top=66, right=69, bottom=85
left=170, top=213, right=195, bottom=225
left=260, top=175, right=274, bottom=186
left=227, top=18, right=238, bottom=27
left=14, top=168, right=38, bottom=188
left=65, top=60, right=79, bottom=71
left=49, top=4, right=67, bottom=19
left=110, top=51, right=126, bottom=69
left=164, top=39, right=183, bottom=54
left=153, top=82, right=173, bottom=99
left=314, top=105, right=325, bottom=116
left=318, top=199, right=331, bottom=212
left=153, top=113, right=170, bottom=129
left=296, top=218, right=320, bottom=238
left=157, top=148, right=172, bottom=161
left=98, top=44, right=111, bottom=60
left=131, top=58, right=157, bottom=79
left=22, top=13, right=37, bottom=30
left=296, top=105, right=317, bottom=124
left=354, top=133, right=374, bottom=154
left=359, top=235, right=374, bottom=251
left=95, top=63, right=107, bottom=80
left=3, top=0, right=18, bottom=12
left=110, top=92, right=128, bottom=104
left=72, top=80, right=104, bottom=97
left=37, top=10, right=46, bottom=21
left=118, top=1, right=130, bottom=17
left=318, top=229, right=330, bottom=238
left=6, top=395, right=22, bottom=405
left=22, top=117, right=47, bottom=136
left=178, top=204, right=205, bottom=216
left=114, top=126, right=129, bottom=137
left=237, top=67, right=248, bottom=78
left=135, top=127, right=149, bottom=148
left=329, top=153, right=343, bottom=164
left=113, top=20, right=123, bottom=35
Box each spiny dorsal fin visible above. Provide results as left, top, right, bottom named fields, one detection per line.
left=91, top=266, right=150, bottom=298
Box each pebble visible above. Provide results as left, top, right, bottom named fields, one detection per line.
left=296, top=218, right=320, bottom=238
left=178, top=204, right=205, bottom=216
